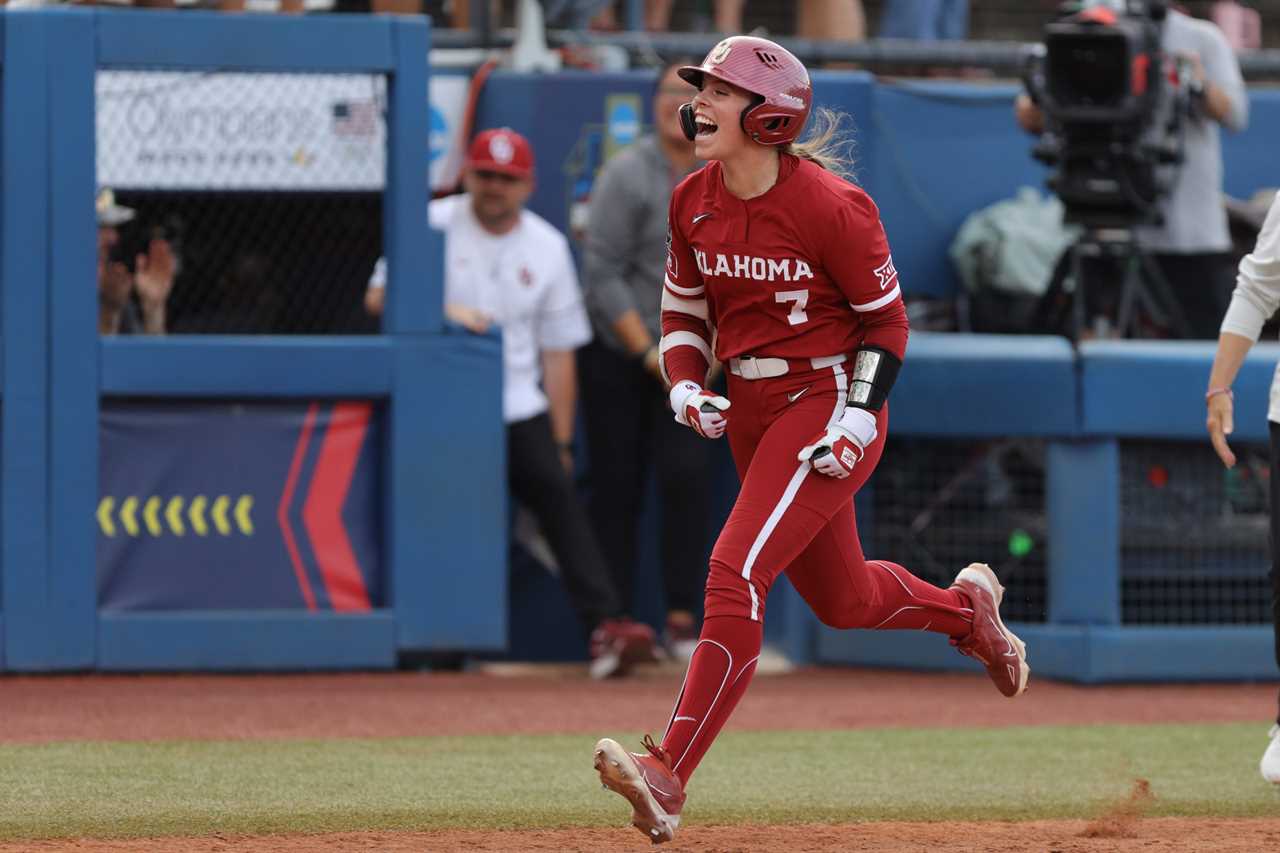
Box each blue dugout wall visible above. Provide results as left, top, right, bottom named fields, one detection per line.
left=0, top=10, right=506, bottom=671
left=1, top=10, right=1276, bottom=681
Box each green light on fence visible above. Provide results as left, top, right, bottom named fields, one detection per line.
left=1008, top=528, right=1033, bottom=558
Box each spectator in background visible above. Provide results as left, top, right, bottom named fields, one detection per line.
left=1204, top=189, right=1280, bottom=784
left=365, top=128, right=658, bottom=678
left=580, top=61, right=711, bottom=660
left=97, top=189, right=175, bottom=336
left=1211, top=0, right=1262, bottom=52
left=644, top=0, right=745, bottom=33
left=643, top=1, right=863, bottom=41
left=1015, top=4, right=1249, bottom=338
left=797, top=0, right=865, bottom=42
left=878, top=0, right=968, bottom=41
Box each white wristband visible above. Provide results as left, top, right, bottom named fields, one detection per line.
left=835, top=406, right=878, bottom=449
left=669, top=381, right=702, bottom=418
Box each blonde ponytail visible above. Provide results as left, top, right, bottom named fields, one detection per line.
left=784, top=107, right=857, bottom=181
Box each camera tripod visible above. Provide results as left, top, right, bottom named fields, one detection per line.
left=1036, top=227, right=1191, bottom=342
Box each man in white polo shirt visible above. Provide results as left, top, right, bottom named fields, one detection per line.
left=366, top=128, right=656, bottom=678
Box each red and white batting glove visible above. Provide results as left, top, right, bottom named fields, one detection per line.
left=797, top=407, right=878, bottom=479
left=670, top=381, right=731, bottom=439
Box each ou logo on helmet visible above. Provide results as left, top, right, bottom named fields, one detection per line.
left=708, top=39, right=733, bottom=66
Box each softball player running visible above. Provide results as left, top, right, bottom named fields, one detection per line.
left=593, top=36, right=1030, bottom=844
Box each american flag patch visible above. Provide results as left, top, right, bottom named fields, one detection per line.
left=332, top=101, right=378, bottom=138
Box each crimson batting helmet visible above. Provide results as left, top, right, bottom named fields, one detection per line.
left=678, top=36, right=812, bottom=146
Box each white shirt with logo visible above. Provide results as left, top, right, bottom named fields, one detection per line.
left=370, top=194, right=593, bottom=424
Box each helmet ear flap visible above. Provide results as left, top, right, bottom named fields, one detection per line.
left=740, top=94, right=767, bottom=142
left=678, top=103, right=698, bottom=142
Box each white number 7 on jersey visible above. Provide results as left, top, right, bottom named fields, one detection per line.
left=775, top=289, right=810, bottom=326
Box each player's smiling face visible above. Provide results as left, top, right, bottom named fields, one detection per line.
left=691, top=75, right=755, bottom=161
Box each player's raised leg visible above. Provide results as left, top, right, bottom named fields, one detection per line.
left=785, top=504, right=1030, bottom=698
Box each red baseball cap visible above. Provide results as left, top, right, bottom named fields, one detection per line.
left=465, top=127, right=535, bottom=179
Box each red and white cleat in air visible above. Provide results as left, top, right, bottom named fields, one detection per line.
left=593, top=735, right=686, bottom=844
left=949, top=562, right=1030, bottom=698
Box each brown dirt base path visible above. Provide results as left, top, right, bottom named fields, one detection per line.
left=8, top=820, right=1280, bottom=853
left=2, top=666, right=1277, bottom=851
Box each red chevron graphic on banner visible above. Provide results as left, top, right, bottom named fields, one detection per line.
left=302, top=401, right=373, bottom=612
left=278, top=403, right=320, bottom=611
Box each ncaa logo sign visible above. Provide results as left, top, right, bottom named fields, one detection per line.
left=428, top=105, right=448, bottom=163
left=607, top=100, right=640, bottom=149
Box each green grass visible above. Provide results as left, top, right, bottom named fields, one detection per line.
left=0, top=723, right=1277, bottom=839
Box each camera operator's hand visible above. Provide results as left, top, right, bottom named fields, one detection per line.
left=1014, top=93, right=1044, bottom=135
left=1175, top=50, right=1236, bottom=127
left=135, top=238, right=175, bottom=335
left=1177, top=51, right=1206, bottom=85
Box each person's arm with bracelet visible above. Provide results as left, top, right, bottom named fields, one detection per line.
left=1207, top=195, right=1280, bottom=467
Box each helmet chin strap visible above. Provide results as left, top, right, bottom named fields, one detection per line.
left=678, top=103, right=698, bottom=142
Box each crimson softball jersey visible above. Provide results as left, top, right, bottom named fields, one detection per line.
left=659, top=154, right=908, bottom=387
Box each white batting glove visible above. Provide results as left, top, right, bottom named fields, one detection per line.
left=797, top=407, right=878, bottom=479
left=670, top=381, right=731, bottom=439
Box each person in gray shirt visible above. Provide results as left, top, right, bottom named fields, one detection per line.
left=1016, top=5, right=1249, bottom=338
left=579, top=61, right=711, bottom=659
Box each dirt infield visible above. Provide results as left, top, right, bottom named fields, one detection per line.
left=9, top=819, right=1280, bottom=852
left=2, top=666, right=1277, bottom=851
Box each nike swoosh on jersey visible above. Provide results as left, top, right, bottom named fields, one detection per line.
left=692, top=212, right=713, bottom=224
left=787, top=387, right=810, bottom=403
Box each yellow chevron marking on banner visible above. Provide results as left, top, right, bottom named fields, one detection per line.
left=99, top=494, right=255, bottom=538
left=143, top=497, right=163, bottom=537
left=234, top=495, right=254, bottom=536
left=212, top=495, right=232, bottom=536
left=120, top=496, right=140, bottom=537
left=165, top=496, right=186, bottom=537
left=97, top=497, right=117, bottom=537
left=188, top=495, right=209, bottom=536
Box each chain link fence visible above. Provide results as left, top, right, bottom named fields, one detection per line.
left=1120, top=439, right=1273, bottom=625
left=96, top=70, right=386, bottom=334
left=870, top=438, right=1049, bottom=623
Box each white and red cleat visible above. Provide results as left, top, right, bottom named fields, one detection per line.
left=950, top=562, right=1030, bottom=698
left=593, top=735, right=685, bottom=844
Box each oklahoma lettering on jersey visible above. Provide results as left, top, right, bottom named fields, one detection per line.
left=658, top=155, right=908, bottom=388
left=694, top=249, right=814, bottom=283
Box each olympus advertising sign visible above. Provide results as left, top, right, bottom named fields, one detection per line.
left=96, top=71, right=467, bottom=191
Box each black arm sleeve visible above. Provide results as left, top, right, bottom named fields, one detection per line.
left=846, top=346, right=902, bottom=412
